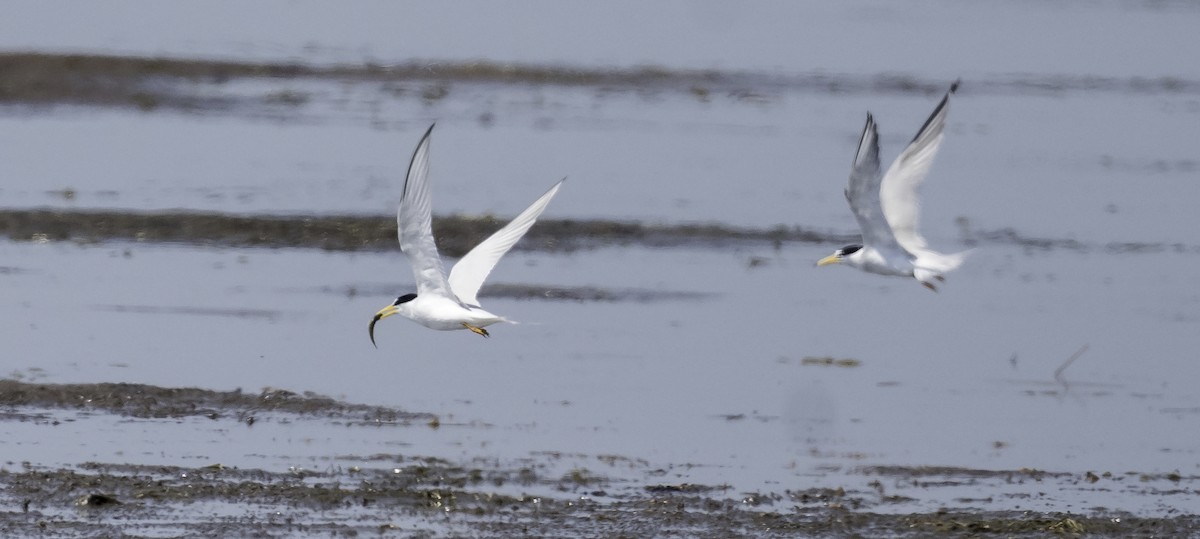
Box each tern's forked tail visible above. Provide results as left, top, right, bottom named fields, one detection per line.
left=916, top=248, right=973, bottom=275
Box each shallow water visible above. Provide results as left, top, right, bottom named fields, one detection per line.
left=2, top=0, right=1198, bottom=77
left=3, top=236, right=1198, bottom=517
left=1, top=1, right=1199, bottom=533
left=4, top=81, right=1199, bottom=244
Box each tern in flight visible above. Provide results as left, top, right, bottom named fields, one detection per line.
left=817, top=82, right=969, bottom=291
left=370, top=124, right=564, bottom=346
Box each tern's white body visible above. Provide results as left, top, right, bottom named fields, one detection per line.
left=394, top=294, right=504, bottom=332
left=370, top=124, right=564, bottom=344
left=850, top=246, right=915, bottom=278
left=817, top=82, right=969, bottom=291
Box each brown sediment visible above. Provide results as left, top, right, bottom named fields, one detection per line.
left=0, top=461, right=1195, bottom=537
left=5, top=208, right=1200, bottom=256
left=800, top=356, right=862, bottom=368
left=2, top=53, right=1196, bottom=116
left=0, top=52, right=937, bottom=113
left=0, top=379, right=1196, bottom=537
left=481, top=283, right=713, bottom=302
left=0, top=208, right=844, bottom=256
left=0, top=379, right=435, bottom=423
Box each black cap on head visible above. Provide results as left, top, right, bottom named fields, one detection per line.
left=393, top=293, right=417, bottom=306
left=840, top=244, right=863, bottom=256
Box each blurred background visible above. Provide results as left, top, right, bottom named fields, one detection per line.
left=1, top=0, right=1198, bottom=517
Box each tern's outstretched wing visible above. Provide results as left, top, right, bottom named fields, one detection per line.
left=448, top=178, right=565, bottom=306
left=397, top=124, right=453, bottom=298
left=879, top=82, right=957, bottom=254
left=845, top=113, right=906, bottom=253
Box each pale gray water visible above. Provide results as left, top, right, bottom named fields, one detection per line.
left=2, top=0, right=1198, bottom=77
left=1, top=0, right=1199, bottom=520
left=3, top=86, right=1199, bottom=244
left=3, top=238, right=1198, bottom=514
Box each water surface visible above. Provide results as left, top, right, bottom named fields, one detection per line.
left=1, top=1, right=1198, bottom=533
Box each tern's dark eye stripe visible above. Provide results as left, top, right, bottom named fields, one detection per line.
left=394, top=293, right=417, bottom=305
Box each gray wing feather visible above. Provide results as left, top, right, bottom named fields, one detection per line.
left=397, top=124, right=454, bottom=298
left=448, top=178, right=565, bottom=306
left=845, top=113, right=906, bottom=253
left=880, top=83, right=957, bottom=254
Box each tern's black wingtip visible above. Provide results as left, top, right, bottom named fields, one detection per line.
left=863, top=112, right=878, bottom=136
left=949, top=79, right=961, bottom=94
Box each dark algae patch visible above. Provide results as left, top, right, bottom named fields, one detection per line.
left=0, top=379, right=435, bottom=424
left=2, top=52, right=1198, bottom=115
left=6, top=208, right=1199, bottom=255
left=482, top=283, right=713, bottom=302
left=0, top=208, right=845, bottom=256
left=0, top=380, right=1196, bottom=537
left=0, top=463, right=1194, bottom=538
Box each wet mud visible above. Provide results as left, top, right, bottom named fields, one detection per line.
left=4, top=50, right=1199, bottom=537
left=5, top=464, right=1192, bottom=538
left=0, top=380, right=1195, bottom=537
left=481, top=283, right=713, bottom=303
left=0, top=208, right=846, bottom=256
left=1, top=53, right=1197, bottom=117
left=0, top=380, right=435, bottom=424
left=265, top=282, right=710, bottom=305
left=4, top=208, right=1197, bottom=256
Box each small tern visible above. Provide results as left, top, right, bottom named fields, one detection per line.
left=370, top=124, right=564, bottom=346
left=817, top=82, right=969, bottom=291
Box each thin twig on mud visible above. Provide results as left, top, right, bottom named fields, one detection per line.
left=1053, top=345, right=1090, bottom=393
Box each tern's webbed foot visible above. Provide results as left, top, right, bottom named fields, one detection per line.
left=463, top=323, right=490, bottom=338
left=921, top=281, right=938, bottom=292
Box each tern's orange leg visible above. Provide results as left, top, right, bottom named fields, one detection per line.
left=463, top=323, right=490, bottom=337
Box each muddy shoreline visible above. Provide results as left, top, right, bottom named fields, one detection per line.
left=0, top=379, right=435, bottom=424
left=0, top=207, right=851, bottom=256
left=3, top=208, right=1197, bottom=257
left=2, top=52, right=1197, bottom=118
left=3, top=49, right=1199, bottom=537
left=1, top=380, right=1195, bottom=537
